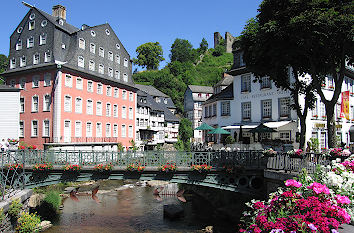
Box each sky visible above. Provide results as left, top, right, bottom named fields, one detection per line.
left=0, top=0, right=263, bottom=70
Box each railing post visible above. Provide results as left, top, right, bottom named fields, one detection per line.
left=22, top=150, right=25, bottom=189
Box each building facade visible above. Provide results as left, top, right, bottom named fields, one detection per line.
left=3, top=5, right=136, bottom=150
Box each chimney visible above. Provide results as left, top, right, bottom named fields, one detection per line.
left=52, top=5, right=66, bottom=20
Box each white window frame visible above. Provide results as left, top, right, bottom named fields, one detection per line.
left=221, top=101, right=230, bottom=116
left=86, top=99, right=93, bottom=115
left=122, top=90, right=127, bottom=100
left=19, top=121, right=24, bottom=137
left=28, top=21, right=35, bottom=30
left=124, top=58, right=128, bottom=67
left=16, top=39, right=22, bottom=50
left=113, top=104, right=118, bottom=117
left=97, top=83, right=103, bottom=94
left=90, top=43, right=95, bottom=54
left=32, top=53, right=39, bottom=65
left=78, top=56, right=85, bottom=68
left=113, top=124, right=118, bottom=137
left=128, top=125, right=133, bottom=138
left=123, top=73, right=128, bottom=82
left=87, top=81, right=93, bottom=92
left=99, top=47, right=104, bottom=57
left=43, top=94, right=51, bottom=112
left=75, top=121, right=82, bottom=137
left=242, top=102, right=251, bottom=120
left=27, top=37, right=34, bottom=48
left=241, top=74, right=251, bottom=93
left=114, top=88, right=119, bottom=98
left=44, top=74, right=51, bottom=87
left=99, top=64, right=104, bottom=74
left=43, top=120, right=50, bottom=137
left=45, top=51, right=51, bottom=62
left=65, top=75, right=72, bottom=87
left=75, top=97, right=83, bottom=113
left=40, top=34, right=47, bottom=45
left=108, top=51, right=113, bottom=61
left=31, top=120, right=38, bottom=137
left=262, top=99, right=272, bottom=119
left=20, top=56, right=26, bottom=67
left=76, top=77, right=83, bottom=90
left=96, top=101, right=102, bottom=116
left=129, top=107, right=133, bottom=120
left=20, top=97, right=25, bottom=113
left=86, top=122, right=92, bottom=137
left=279, top=98, right=290, bottom=118
left=64, top=95, right=72, bottom=112
left=108, top=67, right=113, bottom=77
left=32, top=95, right=39, bottom=112
left=106, top=103, right=111, bottom=117
left=89, top=60, right=95, bottom=71
left=129, top=92, right=133, bottom=101
left=79, top=38, right=85, bottom=49
left=10, top=58, right=16, bottom=69
left=115, top=54, right=120, bottom=64
left=96, top=122, right=102, bottom=137
left=121, top=124, right=126, bottom=137
left=106, top=123, right=111, bottom=137
left=122, top=106, right=127, bottom=119
left=115, top=70, right=120, bottom=80
left=260, top=76, right=271, bottom=89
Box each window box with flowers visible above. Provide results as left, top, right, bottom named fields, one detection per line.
left=262, top=148, right=277, bottom=158
left=63, top=164, right=81, bottom=174
left=7, top=138, right=19, bottom=145
left=287, top=149, right=305, bottom=159
left=93, top=163, right=113, bottom=174
left=191, top=164, right=212, bottom=173
left=126, top=163, right=145, bottom=172
left=312, top=115, right=318, bottom=119
left=32, top=163, right=53, bottom=172
left=322, top=115, right=327, bottom=119
left=158, top=163, right=177, bottom=172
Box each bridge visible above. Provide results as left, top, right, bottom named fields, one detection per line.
left=0, top=150, right=332, bottom=200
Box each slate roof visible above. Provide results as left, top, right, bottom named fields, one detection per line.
left=188, top=85, right=213, bottom=93
left=215, top=73, right=233, bottom=87
left=0, top=85, right=20, bottom=92
left=204, top=84, right=234, bottom=104
left=135, top=84, right=168, bottom=97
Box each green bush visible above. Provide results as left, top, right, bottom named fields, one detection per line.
left=16, top=212, right=41, bottom=233
left=8, top=198, right=22, bottom=218
left=225, top=136, right=235, bottom=145
left=43, top=191, right=61, bottom=212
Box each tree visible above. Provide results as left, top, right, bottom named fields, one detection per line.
left=199, top=38, right=208, bottom=54
left=0, top=54, right=8, bottom=84
left=170, top=39, right=197, bottom=63
left=178, top=118, right=193, bottom=151
left=240, top=0, right=353, bottom=149
left=132, top=42, right=164, bottom=70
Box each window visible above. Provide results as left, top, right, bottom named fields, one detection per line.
left=75, top=121, right=82, bottom=137
left=106, top=123, right=111, bottom=137
left=124, top=58, right=128, bottom=67
left=20, top=56, right=26, bottom=67
left=64, top=96, right=72, bottom=112
left=90, top=43, right=95, bottom=53
left=17, top=27, right=23, bottom=33
left=79, top=38, right=85, bottom=49
left=97, top=83, right=103, bottom=94
left=10, top=80, right=15, bottom=87
left=113, top=104, right=118, bottom=117
left=32, top=96, right=38, bottom=112
left=121, top=125, right=126, bottom=137
left=129, top=107, right=133, bottom=119
left=105, top=29, right=110, bottom=35
left=27, top=37, right=34, bottom=48
left=41, top=20, right=47, bottom=27
left=279, top=98, right=290, bottom=118
left=242, top=102, right=251, bottom=120
left=123, top=73, right=128, bottom=82
left=129, top=92, right=133, bottom=101
left=114, top=88, right=119, bottom=98
left=116, top=43, right=120, bottom=50
left=43, top=95, right=51, bottom=111
left=33, top=53, right=40, bottom=65
left=91, top=30, right=96, bottom=37
left=65, top=75, right=72, bottom=87
left=75, top=97, right=82, bottom=113
left=87, top=99, right=93, bottom=114
left=241, top=74, right=251, bottom=92
left=87, top=81, right=93, bottom=92
left=19, top=121, right=24, bottom=137
left=96, top=123, right=102, bottom=137
left=16, top=39, right=22, bottom=50
left=221, top=101, right=230, bottom=116
left=319, top=100, right=326, bottom=118
left=108, top=67, right=113, bottom=77
left=113, top=124, right=118, bottom=137
left=28, top=21, right=35, bottom=30
left=20, top=97, right=25, bottom=113
left=320, top=132, right=327, bottom=150
left=115, top=70, right=120, bottom=79
left=279, top=131, right=291, bottom=140
left=40, top=34, right=46, bottom=45
left=108, top=51, right=113, bottom=61
left=31, top=120, right=38, bottom=137
left=78, top=56, right=84, bottom=68
left=128, top=126, right=133, bottom=138
left=86, top=122, right=92, bottom=137
left=99, top=47, right=104, bottom=57
left=99, top=64, right=104, bottom=74
left=213, top=104, right=217, bottom=116
left=106, top=103, right=111, bottom=116
left=43, top=120, right=50, bottom=137
left=260, top=76, right=271, bottom=89
left=10, top=58, right=16, bottom=69
left=32, top=76, right=39, bottom=88
left=204, top=106, right=209, bottom=118
left=44, top=74, right=51, bottom=86
left=122, top=90, right=127, bottom=100
left=96, top=101, right=102, bottom=116
left=262, top=99, right=272, bottom=119
left=75, top=78, right=82, bottom=90
left=115, top=55, right=120, bottom=64
left=106, top=86, right=111, bottom=96
left=45, top=51, right=51, bottom=62
left=122, top=106, right=126, bottom=118
left=89, top=60, right=95, bottom=71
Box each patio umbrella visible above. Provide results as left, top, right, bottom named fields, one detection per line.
left=195, top=122, right=214, bottom=131
left=249, top=123, right=276, bottom=133
left=208, top=127, right=231, bottom=135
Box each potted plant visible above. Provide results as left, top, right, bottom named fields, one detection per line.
left=287, top=149, right=305, bottom=159
left=7, top=139, right=19, bottom=145
left=126, top=163, right=145, bottom=172
left=191, top=164, right=212, bottom=173
left=262, top=148, right=277, bottom=158
left=32, top=163, right=53, bottom=172
left=158, top=163, right=177, bottom=172
left=93, top=163, right=113, bottom=173
left=63, top=164, right=81, bottom=173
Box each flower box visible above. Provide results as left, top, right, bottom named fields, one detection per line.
left=63, top=164, right=81, bottom=173
left=32, top=163, right=53, bottom=172
left=7, top=138, right=19, bottom=144
left=93, top=163, right=113, bottom=173
left=158, top=163, right=177, bottom=172
left=126, top=163, right=145, bottom=172
left=191, top=164, right=212, bottom=173
left=287, top=149, right=305, bottom=159
left=262, top=148, right=277, bottom=157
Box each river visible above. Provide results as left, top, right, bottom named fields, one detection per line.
left=44, top=180, right=237, bottom=233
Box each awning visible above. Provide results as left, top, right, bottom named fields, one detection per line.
left=222, top=121, right=292, bottom=130
left=222, top=125, right=257, bottom=130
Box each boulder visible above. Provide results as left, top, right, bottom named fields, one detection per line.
left=147, top=180, right=169, bottom=187
left=163, top=204, right=184, bottom=220
left=39, top=220, right=52, bottom=232
left=28, top=194, right=45, bottom=208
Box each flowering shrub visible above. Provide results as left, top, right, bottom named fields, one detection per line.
left=287, top=149, right=305, bottom=158
left=27, top=145, right=37, bottom=150
left=126, top=163, right=145, bottom=172
left=191, top=164, right=212, bottom=173
left=262, top=148, right=277, bottom=157
left=5, top=163, right=23, bottom=170
left=7, top=138, right=18, bottom=143
left=93, top=163, right=113, bottom=172
left=158, top=163, right=177, bottom=172
left=239, top=178, right=351, bottom=232
left=329, top=148, right=351, bottom=158
left=63, top=164, right=81, bottom=172
left=16, top=212, right=41, bottom=233
left=32, top=163, right=53, bottom=171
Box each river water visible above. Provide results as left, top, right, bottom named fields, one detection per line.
left=44, top=180, right=236, bottom=233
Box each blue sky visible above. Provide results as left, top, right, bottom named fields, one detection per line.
left=1, top=0, right=262, bottom=69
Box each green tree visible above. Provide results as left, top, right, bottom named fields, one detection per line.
left=178, top=118, right=193, bottom=151
left=132, top=42, right=164, bottom=70
left=170, top=39, right=197, bottom=63
left=240, top=0, right=353, bottom=149
left=199, top=38, right=208, bottom=54
left=0, top=54, right=8, bottom=84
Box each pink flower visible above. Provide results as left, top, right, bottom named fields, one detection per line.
left=285, top=179, right=302, bottom=188
left=253, top=201, right=265, bottom=209
left=307, top=182, right=330, bottom=195
left=335, top=195, right=351, bottom=205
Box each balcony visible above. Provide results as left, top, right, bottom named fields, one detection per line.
left=44, top=137, right=119, bottom=144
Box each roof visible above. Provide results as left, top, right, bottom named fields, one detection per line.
left=35, top=7, right=79, bottom=34
left=0, top=85, right=20, bottom=92
left=188, top=85, right=213, bottom=94
left=215, top=73, right=233, bottom=87
left=135, top=84, right=168, bottom=97
left=204, top=84, right=234, bottom=104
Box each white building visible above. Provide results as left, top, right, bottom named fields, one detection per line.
left=0, top=85, right=20, bottom=143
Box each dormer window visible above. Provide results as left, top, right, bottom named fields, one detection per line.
left=58, top=19, right=64, bottom=26
left=124, top=58, right=128, bottom=67
left=44, top=51, right=51, bottom=62
left=116, top=43, right=120, bottom=49
left=115, top=55, right=120, bottom=64
left=79, top=38, right=85, bottom=49
left=123, top=73, right=128, bottom=82
left=91, top=30, right=96, bottom=37
left=16, top=39, right=22, bottom=50
left=108, top=51, right=113, bottom=61
left=20, top=56, right=26, bottom=67
left=108, top=68, right=113, bottom=77
left=78, top=56, right=84, bottom=68
left=10, top=58, right=16, bottom=69
left=29, top=13, right=35, bottom=20
left=33, top=53, right=40, bottom=65
left=40, top=34, right=46, bottom=45
left=89, top=60, right=95, bottom=71
left=28, top=21, right=35, bottom=30
left=99, top=47, right=104, bottom=57
left=105, top=29, right=110, bottom=35
left=17, top=27, right=23, bottom=33
left=27, top=37, right=34, bottom=48
left=115, top=70, right=120, bottom=80
left=99, top=64, right=104, bottom=74
left=41, top=20, right=47, bottom=27
left=90, top=43, right=95, bottom=53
